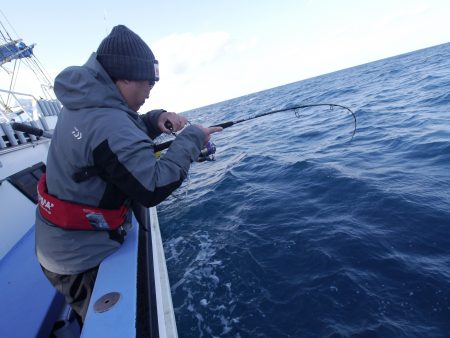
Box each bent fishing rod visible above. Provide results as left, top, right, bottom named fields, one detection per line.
left=11, top=103, right=356, bottom=161
left=156, top=103, right=357, bottom=153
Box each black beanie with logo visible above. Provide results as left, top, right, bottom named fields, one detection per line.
left=96, top=25, right=159, bottom=82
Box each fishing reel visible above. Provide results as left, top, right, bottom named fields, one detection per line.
left=164, top=120, right=217, bottom=162
left=198, top=141, right=216, bottom=162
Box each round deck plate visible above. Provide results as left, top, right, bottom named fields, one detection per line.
left=93, top=292, right=121, bottom=313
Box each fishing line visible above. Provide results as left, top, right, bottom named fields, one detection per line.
left=156, top=103, right=357, bottom=155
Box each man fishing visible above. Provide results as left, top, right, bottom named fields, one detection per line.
left=35, top=24, right=222, bottom=327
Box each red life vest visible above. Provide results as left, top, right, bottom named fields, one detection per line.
left=37, top=174, right=129, bottom=231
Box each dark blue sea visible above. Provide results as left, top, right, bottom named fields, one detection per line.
left=158, top=42, right=450, bottom=338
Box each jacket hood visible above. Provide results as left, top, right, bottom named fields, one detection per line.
left=54, top=53, right=133, bottom=113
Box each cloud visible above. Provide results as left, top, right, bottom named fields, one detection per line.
left=153, top=31, right=230, bottom=76
left=146, top=31, right=254, bottom=112
left=145, top=30, right=314, bottom=112
left=143, top=2, right=450, bottom=114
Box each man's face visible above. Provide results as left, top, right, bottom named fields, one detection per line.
left=117, top=80, right=154, bottom=111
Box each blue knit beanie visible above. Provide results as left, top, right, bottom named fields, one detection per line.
left=96, top=25, right=159, bottom=82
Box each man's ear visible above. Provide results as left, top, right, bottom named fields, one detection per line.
left=116, top=79, right=130, bottom=85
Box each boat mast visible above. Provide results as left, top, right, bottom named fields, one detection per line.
left=0, top=10, right=54, bottom=100
left=0, top=10, right=57, bottom=120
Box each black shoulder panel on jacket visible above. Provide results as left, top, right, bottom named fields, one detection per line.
left=93, top=139, right=183, bottom=208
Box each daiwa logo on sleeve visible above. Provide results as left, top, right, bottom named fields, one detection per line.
left=72, top=126, right=82, bottom=140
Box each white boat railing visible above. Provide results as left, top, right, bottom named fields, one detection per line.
left=150, top=207, right=178, bottom=338
left=82, top=207, right=178, bottom=338
left=0, top=89, right=59, bottom=153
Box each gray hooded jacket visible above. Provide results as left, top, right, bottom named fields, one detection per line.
left=35, top=53, right=204, bottom=274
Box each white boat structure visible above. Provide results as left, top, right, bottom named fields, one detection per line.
left=0, top=15, right=177, bottom=338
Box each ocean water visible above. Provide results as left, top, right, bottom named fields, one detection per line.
left=158, top=43, right=450, bottom=338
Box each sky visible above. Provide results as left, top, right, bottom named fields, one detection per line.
left=1, top=0, right=449, bottom=113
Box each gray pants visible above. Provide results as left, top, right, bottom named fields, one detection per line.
left=41, top=265, right=98, bottom=326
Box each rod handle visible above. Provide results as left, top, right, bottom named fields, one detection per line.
left=11, top=122, right=44, bottom=137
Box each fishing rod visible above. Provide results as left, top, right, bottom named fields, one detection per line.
left=11, top=103, right=356, bottom=162
left=156, top=103, right=357, bottom=153
left=10, top=122, right=54, bottom=138
left=9, top=121, right=215, bottom=162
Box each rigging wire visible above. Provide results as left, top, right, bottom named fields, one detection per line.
left=0, top=9, right=20, bottom=40
left=7, top=59, right=19, bottom=106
